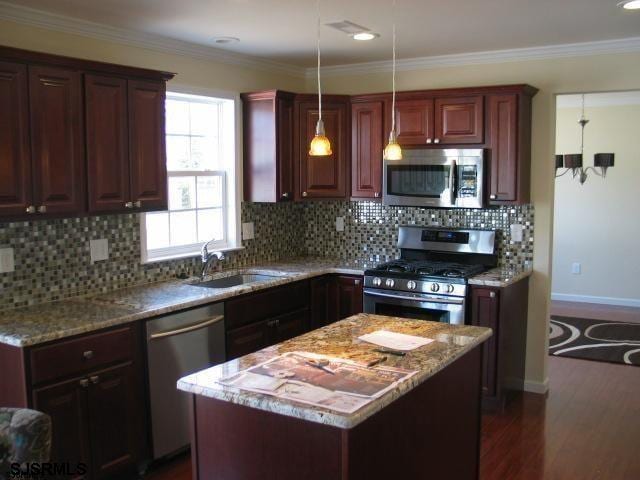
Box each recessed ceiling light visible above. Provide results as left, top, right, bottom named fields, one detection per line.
left=352, top=32, right=380, bottom=41
left=213, top=36, right=240, bottom=44
left=618, top=0, right=640, bottom=9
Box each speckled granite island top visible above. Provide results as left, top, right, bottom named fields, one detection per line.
left=177, top=314, right=492, bottom=429
left=0, top=257, right=369, bottom=347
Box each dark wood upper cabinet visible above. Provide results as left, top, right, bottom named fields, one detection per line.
left=392, top=98, right=434, bottom=145
left=128, top=80, right=168, bottom=211
left=434, top=95, right=484, bottom=144
left=0, top=60, right=32, bottom=216
left=242, top=90, right=295, bottom=202
left=351, top=101, right=384, bottom=199
left=487, top=92, right=532, bottom=205
left=295, top=95, right=350, bottom=199
left=85, top=74, right=130, bottom=213
left=29, top=65, right=85, bottom=215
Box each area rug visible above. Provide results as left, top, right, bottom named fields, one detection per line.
left=549, top=316, right=640, bottom=366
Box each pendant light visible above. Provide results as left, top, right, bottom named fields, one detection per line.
left=309, top=0, right=332, bottom=156
left=384, top=0, right=402, bottom=160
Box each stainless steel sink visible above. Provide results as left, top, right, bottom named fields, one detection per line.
left=191, top=274, right=280, bottom=289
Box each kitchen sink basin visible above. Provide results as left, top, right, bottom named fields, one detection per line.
left=191, top=274, right=280, bottom=289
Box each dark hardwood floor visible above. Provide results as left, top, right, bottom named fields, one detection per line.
left=146, top=356, right=640, bottom=480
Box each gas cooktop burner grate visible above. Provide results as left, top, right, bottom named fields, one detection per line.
left=369, top=260, right=487, bottom=279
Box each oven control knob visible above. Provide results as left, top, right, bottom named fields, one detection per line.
left=372, top=277, right=382, bottom=286
left=446, top=284, right=455, bottom=294
left=385, top=278, right=395, bottom=288
left=430, top=283, right=440, bottom=292
left=407, top=280, right=417, bottom=290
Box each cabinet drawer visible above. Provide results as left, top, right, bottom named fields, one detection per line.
left=30, top=326, right=134, bottom=385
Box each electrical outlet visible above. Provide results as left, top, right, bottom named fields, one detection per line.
left=90, top=239, right=109, bottom=263
left=510, top=223, right=524, bottom=242
left=0, top=248, right=15, bottom=273
left=242, top=222, right=255, bottom=240
left=571, top=262, right=581, bottom=275
left=336, top=217, right=345, bottom=232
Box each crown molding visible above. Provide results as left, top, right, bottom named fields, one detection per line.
left=0, top=1, right=307, bottom=78
left=557, top=91, right=640, bottom=108
left=308, top=36, right=640, bottom=78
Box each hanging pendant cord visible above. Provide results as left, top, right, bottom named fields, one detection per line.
left=317, top=0, right=322, bottom=122
left=391, top=0, right=397, bottom=136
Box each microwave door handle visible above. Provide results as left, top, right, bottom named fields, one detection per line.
left=450, top=160, right=457, bottom=206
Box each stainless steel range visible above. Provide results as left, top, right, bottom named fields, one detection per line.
left=364, top=226, right=497, bottom=325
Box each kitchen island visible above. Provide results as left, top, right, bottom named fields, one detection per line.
left=178, top=314, right=492, bottom=480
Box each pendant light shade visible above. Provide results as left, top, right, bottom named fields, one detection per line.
left=384, top=0, right=402, bottom=160
left=309, top=0, right=331, bottom=157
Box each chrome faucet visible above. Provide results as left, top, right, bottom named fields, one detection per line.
left=200, top=240, right=225, bottom=280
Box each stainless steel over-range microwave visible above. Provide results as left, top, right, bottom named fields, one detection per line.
left=383, top=149, right=485, bottom=208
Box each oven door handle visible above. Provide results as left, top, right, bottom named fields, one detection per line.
left=364, top=289, right=464, bottom=305
left=450, top=159, right=457, bottom=206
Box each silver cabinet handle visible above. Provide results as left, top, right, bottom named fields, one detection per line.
left=354, top=279, right=361, bottom=285
left=282, top=192, right=289, bottom=199
left=490, top=194, right=497, bottom=200
left=489, top=291, right=497, bottom=298
left=26, top=206, right=36, bottom=214
left=125, top=202, right=133, bottom=209
left=37, top=205, right=47, bottom=213
left=79, top=379, right=89, bottom=388
left=83, top=350, right=94, bottom=360
left=134, top=200, right=142, bottom=208
left=302, top=191, right=308, bottom=197
left=374, top=192, right=380, bottom=198
left=89, top=375, right=100, bottom=384
left=426, top=138, right=432, bottom=144
left=434, top=138, right=440, bottom=144
left=149, top=315, right=224, bottom=340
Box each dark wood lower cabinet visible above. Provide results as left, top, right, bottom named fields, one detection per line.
left=310, top=275, right=364, bottom=330
left=226, top=320, right=270, bottom=361
left=469, top=277, right=529, bottom=410
left=337, top=275, right=364, bottom=320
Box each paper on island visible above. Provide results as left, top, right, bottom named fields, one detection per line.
left=358, top=330, right=434, bottom=351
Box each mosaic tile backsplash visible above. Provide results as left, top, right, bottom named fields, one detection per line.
left=0, top=201, right=533, bottom=310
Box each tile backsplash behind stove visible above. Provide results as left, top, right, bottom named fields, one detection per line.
left=0, top=201, right=533, bottom=310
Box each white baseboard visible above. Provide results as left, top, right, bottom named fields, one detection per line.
left=523, top=378, right=549, bottom=395
left=551, top=293, right=640, bottom=308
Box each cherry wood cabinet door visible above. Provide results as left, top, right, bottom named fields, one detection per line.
left=310, top=275, right=338, bottom=329
left=85, top=75, right=130, bottom=213
left=29, top=66, right=85, bottom=215
left=392, top=98, right=434, bottom=146
left=128, top=80, right=167, bottom=211
left=272, top=308, right=308, bottom=343
left=337, top=275, right=364, bottom=320
left=351, top=101, right=384, bottom=199
left=296, top=99, right=349, bottom=199
left=469, top=287, right=499, bottom=398
left=487, top=94, right=519, bottom=203
left=0, top=60, right=32, bottom=216
left=86, top=363, right=140, bottom=479
left=434, top=95, right=484, bottom=144
left=226, top=321, right=270, bottom=361
left=32, top=377, right=91, bottom=479
left=277, top=95, right=295, bottom=201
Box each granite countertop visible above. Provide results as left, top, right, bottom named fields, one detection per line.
left=0, top=257, right=369, bottom=347
left=468, top=266, right=533, bottom=287
left=177, top=313, right=492, bottom=429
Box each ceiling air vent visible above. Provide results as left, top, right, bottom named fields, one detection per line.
left=325, top=20, right=371, bottom=35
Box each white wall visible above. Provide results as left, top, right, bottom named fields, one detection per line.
left=553, top=100, right=640, bottom=307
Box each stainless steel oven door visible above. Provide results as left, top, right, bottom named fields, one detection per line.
left=363, top=288, right=465, bottom=325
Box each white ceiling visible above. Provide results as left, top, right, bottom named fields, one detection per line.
left=2, top=0, right=640, bottom=68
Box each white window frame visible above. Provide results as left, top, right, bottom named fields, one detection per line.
left=141, top=85, right=243, bottom=264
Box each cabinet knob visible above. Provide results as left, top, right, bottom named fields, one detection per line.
left=37, top=205, right=47, bottom=214
left=26, top=206, right=36, bottom=214
left=354, top=279, right=361, bottom=285
left=83, top=350, right=94, bottom=360
left=426, top=138, right=433, bottom=144
left=374, top=192, right=380, bottom=198
left=89, top=375, right=100, bottom=384
left=302, top=191, right=308, bottom=197
left=489, top=291, right=496, bottom=298
left=489, top=194, right=497, bottom=200
left=134, top=200, right=142, bottom=208
left=282, top=192, right=290, bottom=199
left=434, top=138, right=440, bottom=144
left=125, top=202, right=133, bottom=209
left=79, top=379, right=89, bottom=388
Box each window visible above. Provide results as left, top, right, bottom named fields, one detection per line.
left=142, top=91, right=240, bottom=263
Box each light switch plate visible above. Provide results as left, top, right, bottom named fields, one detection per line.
left=0, top=248, right=15, bottom=273
left=336, top=217, right=345, bottom=232
left=510, top=223, right=524, bottom=242
left=242, top=222, right=255, bottom=240
left=572, top=262, right=581, bottom=275
left=90, top=239, right=109, bottom=263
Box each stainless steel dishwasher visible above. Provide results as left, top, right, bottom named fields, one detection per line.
left=145, top=303, right=225, bottom=460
